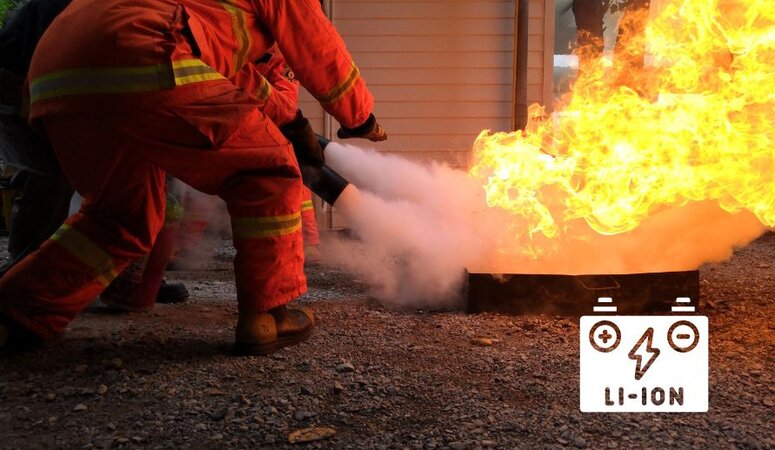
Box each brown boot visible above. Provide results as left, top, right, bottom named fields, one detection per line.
left=234, top=305, right=315, bottom=356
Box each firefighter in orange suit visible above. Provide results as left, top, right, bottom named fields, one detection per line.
left=233, top=46, right=321, bottom=256
left=0, top=0, right=386, bottom=355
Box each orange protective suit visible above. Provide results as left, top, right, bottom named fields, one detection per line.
left=0, top=0, right=371, bottom=338
left=235, top=46, right=320, bottom=246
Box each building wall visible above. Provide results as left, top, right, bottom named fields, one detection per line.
left=527, top=0, right=554, bottom=108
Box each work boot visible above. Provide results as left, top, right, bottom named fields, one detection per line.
left=156, top=280, right=189, bottom=304
left=0, top=314, right=43, bottom=354
left=234, top=305, right=315, bottom=356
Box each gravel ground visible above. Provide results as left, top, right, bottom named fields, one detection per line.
left=0, top=232, right=773, bottom=449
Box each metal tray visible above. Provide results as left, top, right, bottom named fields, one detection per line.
left=465, top=270, right=700, bottom=315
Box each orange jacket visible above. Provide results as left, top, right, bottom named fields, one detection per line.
left=233, top=45, right=299, bottom=127
left=29, top=0, right=372, bottom=128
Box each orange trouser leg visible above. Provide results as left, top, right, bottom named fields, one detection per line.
left=301, top=187, right=320, bottom=246
left=0, top=82, right=306, bottom=338
left=0, top=126, right=166, bottom=338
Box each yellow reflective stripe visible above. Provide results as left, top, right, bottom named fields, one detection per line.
left=232, top=213, right=302, bottom=239
left=171, top=59, right=224, bottom=85
left=220, top=0, right=252, bottom=73
left=29, top=59, right=224, bottom=103
left=301, top=200, right=314, bottom=212
left=255, top=75, right=272, bottom=101
left=49, top=224, right=118, bottom=287
left=30, top=63, right=174, bottom=103
left=315, top=62, right=360, bottom=105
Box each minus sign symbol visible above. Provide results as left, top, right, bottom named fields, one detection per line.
left=677, top=334, right=691, bottom=339
left=628, top=394, right=638, bottom=399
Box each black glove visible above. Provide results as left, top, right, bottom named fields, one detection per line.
left=336, top=114, right=387, bottom=142
left=279, top=110, right=325, bottom=168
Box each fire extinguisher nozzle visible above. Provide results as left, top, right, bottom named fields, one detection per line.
left=299, top=163, right=349, bottom=206
left=297, top=135, right=349, bottom=205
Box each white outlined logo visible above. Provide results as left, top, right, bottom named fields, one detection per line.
left=580, top=297, right=708, bottom=412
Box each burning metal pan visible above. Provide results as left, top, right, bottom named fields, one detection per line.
left=465, top=270, right=700, bottom=315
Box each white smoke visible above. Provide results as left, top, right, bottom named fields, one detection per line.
left=171, top=185, right=231, bottom=271
left=323, top=142, right=768, bottom=307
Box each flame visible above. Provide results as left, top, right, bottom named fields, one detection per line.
left=469, top=0, right=774, bottom=258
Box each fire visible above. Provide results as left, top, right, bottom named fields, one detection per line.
left=469, top=0, right=774, bottom=258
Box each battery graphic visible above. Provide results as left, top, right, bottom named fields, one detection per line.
left=579, top=297, right=708, bottom=412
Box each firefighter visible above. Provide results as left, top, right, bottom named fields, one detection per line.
left=233, top=46, right=322, bottom=262
left=0, top=0, right=386, bottom=355
left=175, top=45, right=325, bottom=271
left=106, top=45, right=321, bottom=312
left=0, top=0, right=190, bottom=304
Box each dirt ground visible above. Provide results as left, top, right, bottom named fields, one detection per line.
left=0, top=232, right=773, bottom=449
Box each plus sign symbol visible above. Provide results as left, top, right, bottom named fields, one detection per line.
left=589, top=320, right=621, bottom=353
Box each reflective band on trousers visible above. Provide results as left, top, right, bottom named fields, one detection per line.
left=49, top=224, right=118, bottom=287
left=29, top=59, right=224, bottom=103
left=231, top=212, right=302, bottom=239
left=314, top=61, right=360, bottom=105
left=301, top=200, right=314, bottom=212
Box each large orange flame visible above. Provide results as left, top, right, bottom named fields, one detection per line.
left=469, top=0, right=774, bottom=258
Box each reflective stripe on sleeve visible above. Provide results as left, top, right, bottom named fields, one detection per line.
left=30, top=59, right=224, bottom=103
left=255, top=75, right=273, bottom=101
left=219, top=0, right=253, bottom=73
left=170, top=59, right=225, bottom=85
left=231, top=212, right=302, bottom=239
left=301, top=200, right=314, bottom=212
left=49, top=224, right=118, bottom=287
left=314, top=62, right=361, bottom=105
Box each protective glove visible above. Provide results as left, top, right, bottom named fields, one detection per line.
left=279, top=110, right=325, bottom=168
left=336, top=114, right=387, bottom=142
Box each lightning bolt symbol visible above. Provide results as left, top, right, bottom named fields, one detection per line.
left=628, top=327, right=660, bottom=380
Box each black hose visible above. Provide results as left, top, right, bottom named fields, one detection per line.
left=296, top=136, right=350, bottom=206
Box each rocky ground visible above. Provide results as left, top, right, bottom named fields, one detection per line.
left=0, top=232, right=773, bottom=449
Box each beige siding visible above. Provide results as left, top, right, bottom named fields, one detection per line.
left=525, top=0, right=553, bottom=107
left=304, top=0, right=517, bottom=168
